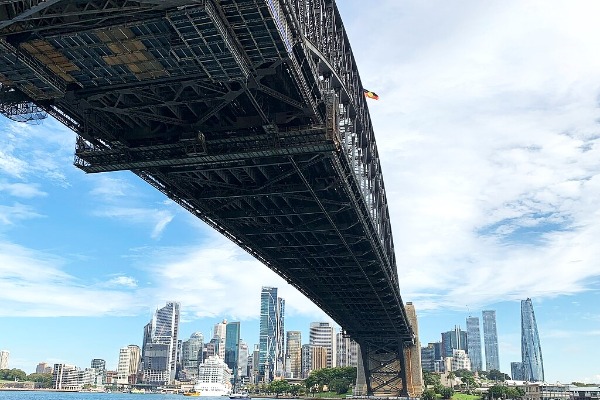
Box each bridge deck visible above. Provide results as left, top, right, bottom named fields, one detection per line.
left=0, top=0, right=415, bottom=358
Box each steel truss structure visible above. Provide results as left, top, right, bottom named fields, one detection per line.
left=0, top=0, right=421, bottom=395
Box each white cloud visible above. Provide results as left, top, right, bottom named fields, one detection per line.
left=0, top=203, right=42, bottom=225
left=0, top=182, right=47, bottom=198
left=94, top=207, right=174, bottom=239
left=336, top=1, right=600, bottom=311
left=138, top=235, right=327, bottom=321
left=0, top=241, right=148, bottom=317
left=106, top=276, right=138, bottom=288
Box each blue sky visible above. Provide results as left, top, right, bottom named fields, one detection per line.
left=1, top=0, right=600, bottom=384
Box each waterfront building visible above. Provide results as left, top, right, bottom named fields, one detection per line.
left=570, top=385, right=600, bottom=400
left=441, top=326, right=468, bottom=358
left=195, top=355, right=233, bottom=396
left=336, top=332, right=359, bottom=368
left=482, top=310, right=500, bottom=371
left=286, top=331, right=302, bottom=378
left=310, top=346, right=328, bottom=371
left=466, top=317, right=483, bottom=371
left=225, top=321, right=241, bottom=386
left=52, top=364, right=79, bottom=390
left=181, top=332, right=204, bottom=379
left=0, top=350, right=9, bottom=369
left=91, top=359, right=106, bottom=384
left=258, top=286, right=284, bottom=382
left=301, top=344, right=311, bottom=378
left=309, top=322, right=336, bottom=368
left=36, top=362, right=52, bottom=374
left=511, top=361, right=524, bottom=381
left=141, top=301, right=180, bottom=385
left=521, top=298, right=544, bottom=382
left=117, top=345, right=141, bottom=385
left=524, top=382, right=569, bottom=400
left=249, top=344, right=260, bottom=384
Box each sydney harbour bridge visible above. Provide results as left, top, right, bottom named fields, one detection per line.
left=0, top=0, right=422, bottom=396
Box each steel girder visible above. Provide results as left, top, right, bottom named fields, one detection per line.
left=0, top=0, right=421, bottom=395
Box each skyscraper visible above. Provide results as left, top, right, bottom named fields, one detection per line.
left=213, top=319, right=227, bottom=360
left=336, top=332, right=359, bottom=368
left=141, top=301, right=180, bottom=384
left=225, top=321, right=241, bottom=386
left=91, top=359, right=106, bottom=384
left=309, top=322, right=336, bottom=368
left=441, top=325, right=467, bottom=358
left=521, top=298, right=544, bottom=382
left=286, top=331, right=302, bottom=379
left=466, top=317, right=483, bottom=371
left=511, top=361, right=524, bottom=381
left=482, top=310, right=500, bottom=371
left=117, top=345, right=141, bottom=385
left=259, top=287, right=284, bottom=382
left=181, top=332, right=204, bottom=379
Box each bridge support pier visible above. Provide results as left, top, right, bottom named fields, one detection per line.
left=353, top=303, right=423, bottom=398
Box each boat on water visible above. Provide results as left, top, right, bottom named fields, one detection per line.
left=130, top=388, right=146, bottom=394
left=183, top=390, right=200, bottom=397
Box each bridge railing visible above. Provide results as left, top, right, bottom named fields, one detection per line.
left=279, top=0, right=399, bottom=291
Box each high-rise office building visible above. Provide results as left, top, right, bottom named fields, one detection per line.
left=441, top=326, right=468, bottom=358
left=275, top=297, right=285, bottom=376
left=238, top=340, right=249, bottom=378
left=336, top=332, right=359, bottom=368
left=482, top=310, right=500, bottom=371
left=181, top=332, right=204, bottom=379
left=214, top=319, right=227, bottom=360
left=310, top=346, right=328, bottom=371
left=466, top=317, right=483, bottom=371
left=36, top=362, right=52, bottom=374
left=258, top=287, right=284, bottom=382
left=286, top=331, right=302, bottom=379
left=141, top=301, right=180, bottom=384
left=117, top=345, right=141, bottom=385
left=521, top=298, right=544, bottom=382
left=301, top=344, right=311, bottom=379
left=0, top=351, right=9, bottom=369
left=225, top=321, right=241, bottom=386
left=309, top=322, right=336, bottom=368
left=511, top=361, right=524, bottom=381
left=91, top=359, right=106, bottom=384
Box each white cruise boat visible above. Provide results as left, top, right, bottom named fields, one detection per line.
left=193, top=355, right=232, bottom=397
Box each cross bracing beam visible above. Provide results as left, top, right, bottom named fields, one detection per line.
left=0, top=0, right=421, bottom=395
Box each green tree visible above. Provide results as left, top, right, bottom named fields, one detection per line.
left=289, top=384, right=301, bottom=396
left=422, top=389, right=436, bottom=400
left=0, top=369, right=27, bottom=382
left=488, top=385, right=506, bottom=399
left=269, top=380, right=290, bottom=397
left=329, top=377, right=351, bottom=394
left=488, top=369, right=510, bottom=382
left=26, top=373, right=53, bottom=388
left=423, top=370, right=441, bottom=388
left=440, top=386, right=454, bottom=399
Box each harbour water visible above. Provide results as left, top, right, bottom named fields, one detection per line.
left=0, top=393, right=243, bottom=400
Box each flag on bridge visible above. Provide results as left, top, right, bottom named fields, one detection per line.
left=363, top=89, right=379, bottom=100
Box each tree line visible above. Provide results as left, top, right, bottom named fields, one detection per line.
left=0, top=369, right=53, bottom=387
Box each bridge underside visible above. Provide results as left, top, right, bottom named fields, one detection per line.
left=0, top=0, right=421, bottom=395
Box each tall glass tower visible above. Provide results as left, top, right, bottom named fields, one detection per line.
left=466, top=317, right=483, bottom=371
left=482, top=310, right=500, bottom=371
left=225, top=321, right=241, bottom=386
left=259, top=287, right=284, bottom=382
left=141, top=301, right=180, bottom=384
left=521, top=298, right=544, bottom=382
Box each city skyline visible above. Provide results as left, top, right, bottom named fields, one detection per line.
left=1, top=0, right=600, bottom=384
